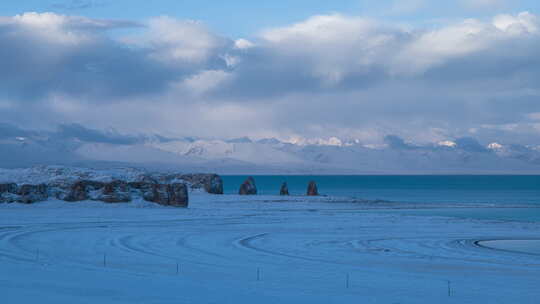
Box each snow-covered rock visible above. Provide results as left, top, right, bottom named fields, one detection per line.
left=0, top=183, right=48, bottom=204
left=173, top=173, right=223, bottom=194
left=0, top=166, right=224, bottom=207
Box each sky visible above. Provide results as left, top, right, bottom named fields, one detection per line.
left=2, top=0, right=540, bottom=36
left=1, top=0, right=540, bottom=148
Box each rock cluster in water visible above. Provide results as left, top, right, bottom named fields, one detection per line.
left=0, top=168, right=224, bottom=208
left=239, top=177, right=257, bottom=195
left=236, top=177, right=319, bottom=196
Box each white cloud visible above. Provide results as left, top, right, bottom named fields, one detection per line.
left=487, top=142, right=503, bottom=149
left=234, top=38, right=254, bottom=49
left=2, top=12, right=88, bottom=44
left=176, top=70, right=233, bottom=95
left=143, top=16, right=226, bottom=64
left=493, top=11, right=538, bottom=34
left=438, top=140, right=457, bottom=148
left=260, top=14, right=399, bottom=84
left=392, top=18, right=492, bottom=74
left=392, top=12, right=540, bottom=74
left=0, top=12, right=135, bottom=45
left=258, top=12, right=540, bottom=79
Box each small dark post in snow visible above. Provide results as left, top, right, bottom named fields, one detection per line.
left=103, top=253, right=107, bottom=267
left=447, top=280, right=452, bottom=297
left=346, top=273, right=350, bottom=289
left=257, top=267, right=261, bottom=281
left=176, top=262, right=179, bottom=275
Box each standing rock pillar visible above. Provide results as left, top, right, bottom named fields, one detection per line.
left=239, top=177, right=257, bottom=195
left=280, top=182, right=289, bottom=196
left=306, top=181, right=319, bottom=196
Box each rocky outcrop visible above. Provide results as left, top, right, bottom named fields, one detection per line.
left=0, top=183, right=48, bottom=204
left=98, top=180, right=131, bottom=203
left=135, top=182, right=188, bottom=207
left=307, top=181, right=319, bottom=196
left=280, top=182, right=289, bottom=196
left=167, top=183, right=189, bottom=207
left=17, top=184, right=48, bottom=204
left=239, top=177, right=257, bottom=195
left=0, top=183, right=17, bottom=193
left=0, top=167, right=226, bottom=207
left=0, top=183, right=18, bottom=203
left=179, top=174, right=223, bottom=194
left=63, top=180, right=104, bottom=202
left=0, top=179, right=188, bottom=207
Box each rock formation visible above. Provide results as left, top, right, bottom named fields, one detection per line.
left=306, top=181, right=319, bottom=196
left=239, top=177, right=257, bottom=195
left=63, top=180, right=104, bottom=202
left=280, top=182, right=289, bottom=195
left=167, top=183, right=189, bottom=207
left=0, top=183, right=19, bottom=203
left=0, top=167, right=228, bottom=207
left=179, top=174, right=223, bottom=194
left=131, top=182, right=188, bottom=207
left=0, top=183, right=48, bottom=204
left=16, top=184, right=48, bottom=204
left=0, top=179, right=189, bottom=207
left=98, top=180, right=131, bottom=203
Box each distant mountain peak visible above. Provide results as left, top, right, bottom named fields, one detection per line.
left=226, top=137, right=253, bottom=143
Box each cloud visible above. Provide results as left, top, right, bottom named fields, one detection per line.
left=136, top=16, right=230, bottom=64
left=55, top=123, right=142, bottom=145
left=50, top=0, right=106, bottom=10
left=493, top=11, right=538, bottom=33
left=258, top=14, right=398, bottom=85
left=0, top=11, right=540, bottom=150
left=0, top=12, right=182, bottom=104
left=0, top=123, right=37, bottom=139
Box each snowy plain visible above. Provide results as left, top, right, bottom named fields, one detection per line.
left=0, top=193, right=539, bottom=303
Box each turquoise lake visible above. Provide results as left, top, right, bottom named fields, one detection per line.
left=222, top=175, right=540, bottom=222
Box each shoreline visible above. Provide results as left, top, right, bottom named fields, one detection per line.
left=1, top=193, right=540, bottom=224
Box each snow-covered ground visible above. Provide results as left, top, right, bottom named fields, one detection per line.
left=1, top=194, right=539, bottom=303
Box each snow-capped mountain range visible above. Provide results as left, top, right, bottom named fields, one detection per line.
left=2, top=123, right=539, bottom=174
